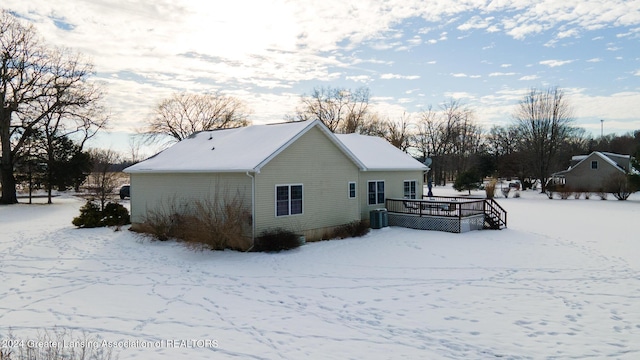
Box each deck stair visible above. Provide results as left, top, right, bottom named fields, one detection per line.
left=483, top=198, right=507, bottom=230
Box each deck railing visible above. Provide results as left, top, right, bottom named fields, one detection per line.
left=385, top=197, right=485, bottom=219
left=384, top=196, right=507, bottom=229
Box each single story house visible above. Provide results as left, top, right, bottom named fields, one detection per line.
left=124, top=120, right=428, bottom=249
left=549, top=151, right=631, bottom=192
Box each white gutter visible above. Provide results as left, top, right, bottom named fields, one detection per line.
left=245, top=171, right=256, bottom=250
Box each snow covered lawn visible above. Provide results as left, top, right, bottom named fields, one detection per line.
left=2, top=191, right=639, bottom=359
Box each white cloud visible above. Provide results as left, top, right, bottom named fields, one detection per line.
left=457, top=15, right=492, bottom=31
left=5, top=0, right=640, bottom=144
left=489, top=72, right=517, bottom=77
left=587, top=58, right=603, bottom=62
left=558, top=28, right=580, bottom=39
left=346, top=75, right=372, bottom=83
left=539, top=59, right=575, bottom=67
left=380, top=73, right=420, bottom=80
left=443, top=92, right=475, bottom=100
left=407, top=36, right=422, bottom=46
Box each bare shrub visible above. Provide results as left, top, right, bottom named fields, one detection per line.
left=325, top=220, right=370, bottom=240
left=583, top=192, right=591, bottom=200
left=254, top=228, right=301, bottom=252
left=596, top=191, right=608, bottom=200
left=0, top=328, right=116, bottom=360
left=178, top=196, right=252, bottom=251
left=558, top=186, right=574, bottom=200
left=140, top=199, right=183, bottom=241
left=604, top=173, right=633, bottom=201
left=501, top=187, right=511, bottom=198
left=484, top=178, right=497, bottom=199
left=140, top=191, right=252, bottom=250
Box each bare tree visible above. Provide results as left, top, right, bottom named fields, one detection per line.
left=358, top=112, right=414, bottom=152
left=414, top=100, right=481, bottom=185
left=513, top=87, right=577, bottom=192
left=128, top=135, right=147, bottom=164
left=486, top=125, right=527, bottom=179
left=383, top=113, right=413, bottom=152
left=1, top=11, right=105, bottom=204
left=88, top=148, right=120, bottom=211
left=293, top=86, right=370, bottom=133
left=143, top=92, right=251, bottom=144
left=413, top=106, right=439, bottom=160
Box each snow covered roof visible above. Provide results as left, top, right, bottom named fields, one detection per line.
left=555, top=151, right=628, bottom=176
left=125, top=120, right=427, bottom=174
left=125, top=120, right=357, bottom=173
left=336, top=133, right=428, bottom=171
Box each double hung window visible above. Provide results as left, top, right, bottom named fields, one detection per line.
left=368, top=181, right=385, bottom=205
left=276, top=185, right=303, bottom=216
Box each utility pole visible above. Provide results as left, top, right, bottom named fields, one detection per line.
left=601, top=119, right=604, bottom=138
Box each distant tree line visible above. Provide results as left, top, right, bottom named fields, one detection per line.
left=290, top=85, right=640, bottom=194
left=141, top=84, right=639, bottom=196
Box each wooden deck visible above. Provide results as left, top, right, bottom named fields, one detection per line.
left=384, top=196, right=507, bottom=233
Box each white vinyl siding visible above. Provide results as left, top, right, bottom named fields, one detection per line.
left=254, top=126, right=360, bottom=236
left=128, top=173, right=252, bottom=225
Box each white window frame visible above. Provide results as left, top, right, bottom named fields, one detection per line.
left=404, top=180, right=417, bottom=199
left=348, top=181, right=357, bottom=199
left=368, top=180, right=385, bottom=205
left=275, top=184, right=303, bottom=217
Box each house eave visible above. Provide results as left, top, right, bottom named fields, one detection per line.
left=363, top=167, right=429, bottom=172
left=124, top=168, right=255, bottom=174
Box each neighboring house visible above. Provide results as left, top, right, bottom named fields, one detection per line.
left=124, top=120, right=427, bottom=249
left=550, top=151, right=631, bottom=191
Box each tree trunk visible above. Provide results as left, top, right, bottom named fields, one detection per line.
left=0, top=128, right=17, bottom=204
left=0, top=164, right=18, bottom=204
left=1, top=107, right=18, bottom=204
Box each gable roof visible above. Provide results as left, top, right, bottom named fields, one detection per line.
left=125, top=120, right=364, bottom=173
left=554, top=151, right=628, bottom=176
left=336, top=134, right=428, bottom=171
left=125, top=120, right=428, bottom=174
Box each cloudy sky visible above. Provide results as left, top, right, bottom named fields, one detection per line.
left=4, top=0, right=640, bottom=153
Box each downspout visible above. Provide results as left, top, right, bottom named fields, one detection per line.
left=245, top=171, right=256, bottom=250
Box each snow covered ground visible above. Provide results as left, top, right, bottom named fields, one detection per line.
left=1, top=189, right=639, bottom=359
